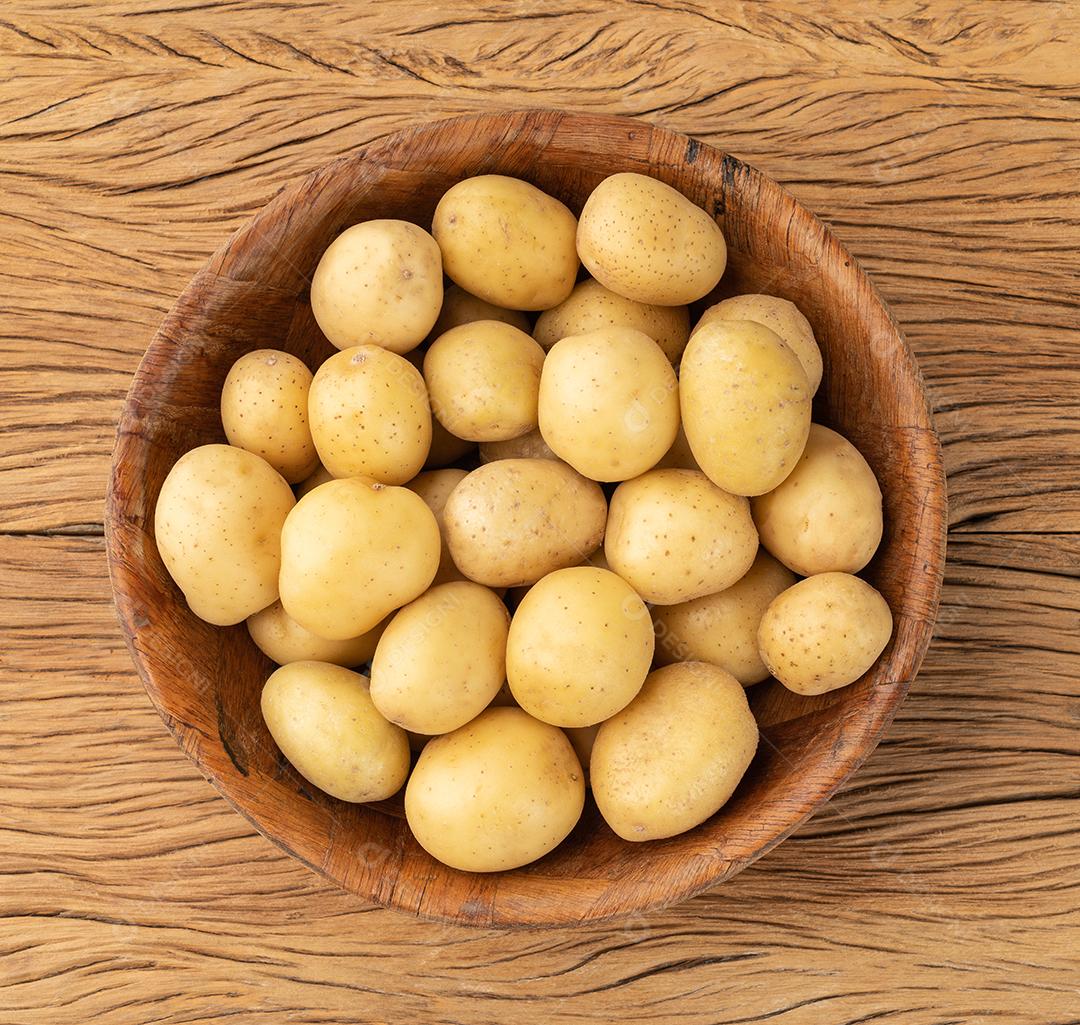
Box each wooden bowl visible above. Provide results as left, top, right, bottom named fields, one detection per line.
left=106, top=110, right=946, bottom=927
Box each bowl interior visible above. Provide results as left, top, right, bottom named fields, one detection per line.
left=106, top=110, right=946, bottom=927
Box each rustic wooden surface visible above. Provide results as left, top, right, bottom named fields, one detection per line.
left=2, top=0, right=1077, bottom=1021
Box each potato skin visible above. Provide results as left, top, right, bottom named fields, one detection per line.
left=577, top=173, right=727, bottom=305
left=424, top=320, right=546, bottom=442
left=680, top=319, right=812, bottom=496
left=538, top=327, right=679, bottom=482
left=591, top=662, right=758, bottom=841
left=432, top=175, right=579, bottom=311
left=154, top=444, right=294, bottom=626
left=653, top=422, right=700, bottom=472
left=653, top=549, right=796, bottom=684
left=605, top=469, right=758, bottom=605
left=751, top=424, right=883, bottom=576
left=311, top=219, right=442, bottom=354
left=247, top=600, right=387, bottom=667
left=261, top=662, right=409, bottom=802
left=308, top=345, right=431, bottom=484
left=533, top=279, right=691, bottom=363
left=278, top=477, right=440, bottom=639
left=507, top=567, right=654, bottom=727
left=479, top=427, right=559, bottom=464
left=370, top=581, right=509, bottom=735
left=431, top=283, right=531, bottom=337
left=758, top=572, right=893, bottom=695
left=694, top=294, right=823, bottom=394
left=295, top=462, right=334, bottom=499
left=443, top=459, right=607, bottom=587
left=406, top=469, right=468, bottom=587
left=405, top=707, right=585, bottom=872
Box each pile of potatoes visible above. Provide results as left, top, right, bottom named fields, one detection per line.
left=154, top=171, right=892, bottom=873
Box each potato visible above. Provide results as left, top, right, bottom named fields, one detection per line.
left=591, top=662, right=758, bottom=841
left=653, top=549, right=796, bottom=684
left=680, top=319, right=812, bottom=496
left=220, top=349, right=319, bottom=483
left=507, top=567, right=654, bottom=727
left=605, top=469, right=758, bottom=605
left=279, top=477, right=439, bottom=639
left=370, top=581, right=509, bottom=735
left=424, top=320, right=546, bottom=442
left=479, top=428, right=558, bottom=464
left=406, top=468, right=468, bottom=586
left=310, top=219, right=442, bottom=354
left=432, top=175, right=578, bottom=310
left=564, top=725, right=599, bottom=781
left=577, top=173, right=727, bottom=305
left=425, top=419, right=475, bottom=469
left=405, top=707, right=584, bottom=871
left=758, top=572, right=893, bottom=695
left=538, top=327, right=678, bottom=481
left=247, top=600, right=387, bottom=667
left=653, top=422, right=700, bottom=472
left=308, top=345, right=431, bottom=484
left=154, top=444, right=294, bottom=626
left=694, top=294, right=823, bottom=394
left=533, top=279, right=691, bottom=363
left=444, top=459, right=606, bottom=587
left=295, top=462, right=334, bottom=499
left=432, top=283, right=531, bottom=337
left=751, top=424, right=883, bottom=576
left=261, top=662, right=409, bottom=802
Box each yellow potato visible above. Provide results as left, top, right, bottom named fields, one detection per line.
left=261, top=662, right=409, bottom=802
left=310, top=219, right=442, bottom=354
left=405, top=707, right=584, bottom=871
left=694, top=294, right=823, bottom=394
left=295, top=462, right=335, bottom=499
left=444, top=459, right=607, bottom=587
left=431, top=283, right=531, bottom=337
left=758, top=572, right=893, bottom=695
left=653, top=422, right=700, bottom=472
left=424, top=418, right=475, bottom=470
left=478, top=427, right=559, bottom=464
left=592, top=662, right=758, bottom=841
left=154, top=444, right=294, bottom=626
left=533, top=279, right=691, bottom=363
left=308, top=345, right=431, bottom=484
left=432, top=175, right=578, bottom=310
left=751, top=424, right=883, bottom=576
left=564, top=725, right=599, bottom=781
left=577, top=172, right=727, bottom=305
left=680, top=319, right=812, bottom=496
left=538, top=327, right=678, bottom=481
left=370, top=581, right=509, bottom=735
left=653, top=549, right=796, bottom=684
left=220, top=349, right=319, bottom=483
left=507, top=567, right=654, bottom=727
left=406, top=468, right=468, bottom=586
left=605, top=469, right=758, bottom=605
left=247, top=600, right=387, bottom=668
left=424, top=320, right=546, bottom=442
left=278, top=477, right=439, bottom=639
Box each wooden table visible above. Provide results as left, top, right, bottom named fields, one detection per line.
left=3, top=3, right=1078, bottom=1021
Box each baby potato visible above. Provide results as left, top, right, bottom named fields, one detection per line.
left=533, top=279, right=691, bottom=363
left=564, top=724, right=599, bottom=781
left=310, top=219, right=442, bottom=354
left=680, top=319, right=812, bottom=496
left=154, top=444, right=294, bottom=626
left=406, top=468, right=468, bottom=586
left=432, top=283, right=531, bottom=336
left=444, top=459, right=607, bottom=587
left=758, top=572, right=893, bottom=695
left=751, top=424, right=883, bottom=576
left=279, top=477, right=440, bottom=639
left=479, top=427, right=559, bottom=464
left=295, top=462, right=334, bottom=499
left=432, top=175, right=579, bottom=310
left=605, top=469, right=758, bottom=605
left=507, top=567, right=654, bottom=727
left=370, top=581, right=509, bottom=735
left=653, top=549, right=796, bottom=684
left=405, top=707, right=584, bottom=871
left=308, top=345, right=431, bottom=484
left=538, top=327, right=679, bottom=482
left=261, top=662, right=409, bottom=802
left=577, top=173, right=727, bottom=306
left=694, top=294, right=823, bottom=394
left=592, top=662, right=758, bottom=841
left=221, top=349, right=319, bottom=483
left=424, top=419, right=475, bottom=470
left=653, top=422, right=700, bottom=472
left=247, top=600, right=387, bottom=667
left=424, top=320, right=546, bottom=442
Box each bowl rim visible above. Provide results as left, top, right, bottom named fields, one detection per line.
left=105, top=108, right=947, bottom=927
